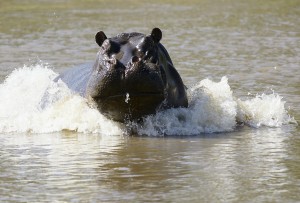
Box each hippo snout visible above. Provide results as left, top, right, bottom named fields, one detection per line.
left=87, top=58, right=166, bottom=121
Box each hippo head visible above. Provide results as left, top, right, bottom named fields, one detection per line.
left=86, top=28, right=185, bottom=122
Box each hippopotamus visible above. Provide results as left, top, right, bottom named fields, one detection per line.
left=56, top=28, right=188, bottom=122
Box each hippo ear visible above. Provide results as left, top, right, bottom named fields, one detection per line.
left=95, top=31, right=107, bottom=46
left=151, top=28, right=162, bottom=43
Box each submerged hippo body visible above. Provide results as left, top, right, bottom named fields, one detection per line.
left=57, top=28, right=188, bottom=122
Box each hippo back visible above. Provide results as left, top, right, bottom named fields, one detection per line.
left=55, top=63, right=93, bottom=96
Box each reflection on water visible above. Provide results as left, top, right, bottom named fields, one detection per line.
left=1, top=128, right=300, bottom=202
left=0, top=0, right=299, bottom=202
left=0, top=134, right=124, bottom=202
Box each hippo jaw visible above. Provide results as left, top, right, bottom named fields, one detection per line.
left=92, top=91, right=165, bottom=122
left=86, top=28, right=168, bottom=122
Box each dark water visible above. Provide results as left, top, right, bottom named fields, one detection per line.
left=0, top=0, right=299, bottom=202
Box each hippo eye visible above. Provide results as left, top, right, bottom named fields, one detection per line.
left=135, top=49, right=144, bottom=58
left=131, top=56, right=140, bottom=63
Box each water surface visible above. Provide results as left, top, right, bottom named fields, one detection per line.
left=0, top=0, right=299, bottom=202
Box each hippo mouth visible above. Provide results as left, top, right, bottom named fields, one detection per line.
left=92, top=92, right=165, bottom=121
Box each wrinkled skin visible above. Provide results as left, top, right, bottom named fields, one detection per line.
left=57, top=28, right=188, bottom=122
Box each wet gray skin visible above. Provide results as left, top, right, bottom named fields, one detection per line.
left=57, top=28, right=188, bottom=122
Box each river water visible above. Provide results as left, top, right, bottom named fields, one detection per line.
left=0, top=0, right=299, bottom=202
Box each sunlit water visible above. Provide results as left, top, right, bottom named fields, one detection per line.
left=0, top=0, right=299, bottom=202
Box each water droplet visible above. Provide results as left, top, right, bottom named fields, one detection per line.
left=125, top=93, right=130, bottom=103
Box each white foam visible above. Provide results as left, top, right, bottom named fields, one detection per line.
left=0, top=65, right=296, bottom=135
left=134, top=77, right=238, bottom=136
left=0, top=64, right=123, bottom=134
left=236, top=93, right=296, bottom=128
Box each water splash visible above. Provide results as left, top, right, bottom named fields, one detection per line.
left=0, top=64, right=123, bottom=134
left=0, top=64, right=296, bottom=135
left=133, top=77, right=238, bottom=136
left=133, top=77, right=296, bottom=136
left=236, top=93, right=295, bottom=128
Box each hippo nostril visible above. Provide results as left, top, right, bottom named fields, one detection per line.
left=131, top=56, right=140, bottom=63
